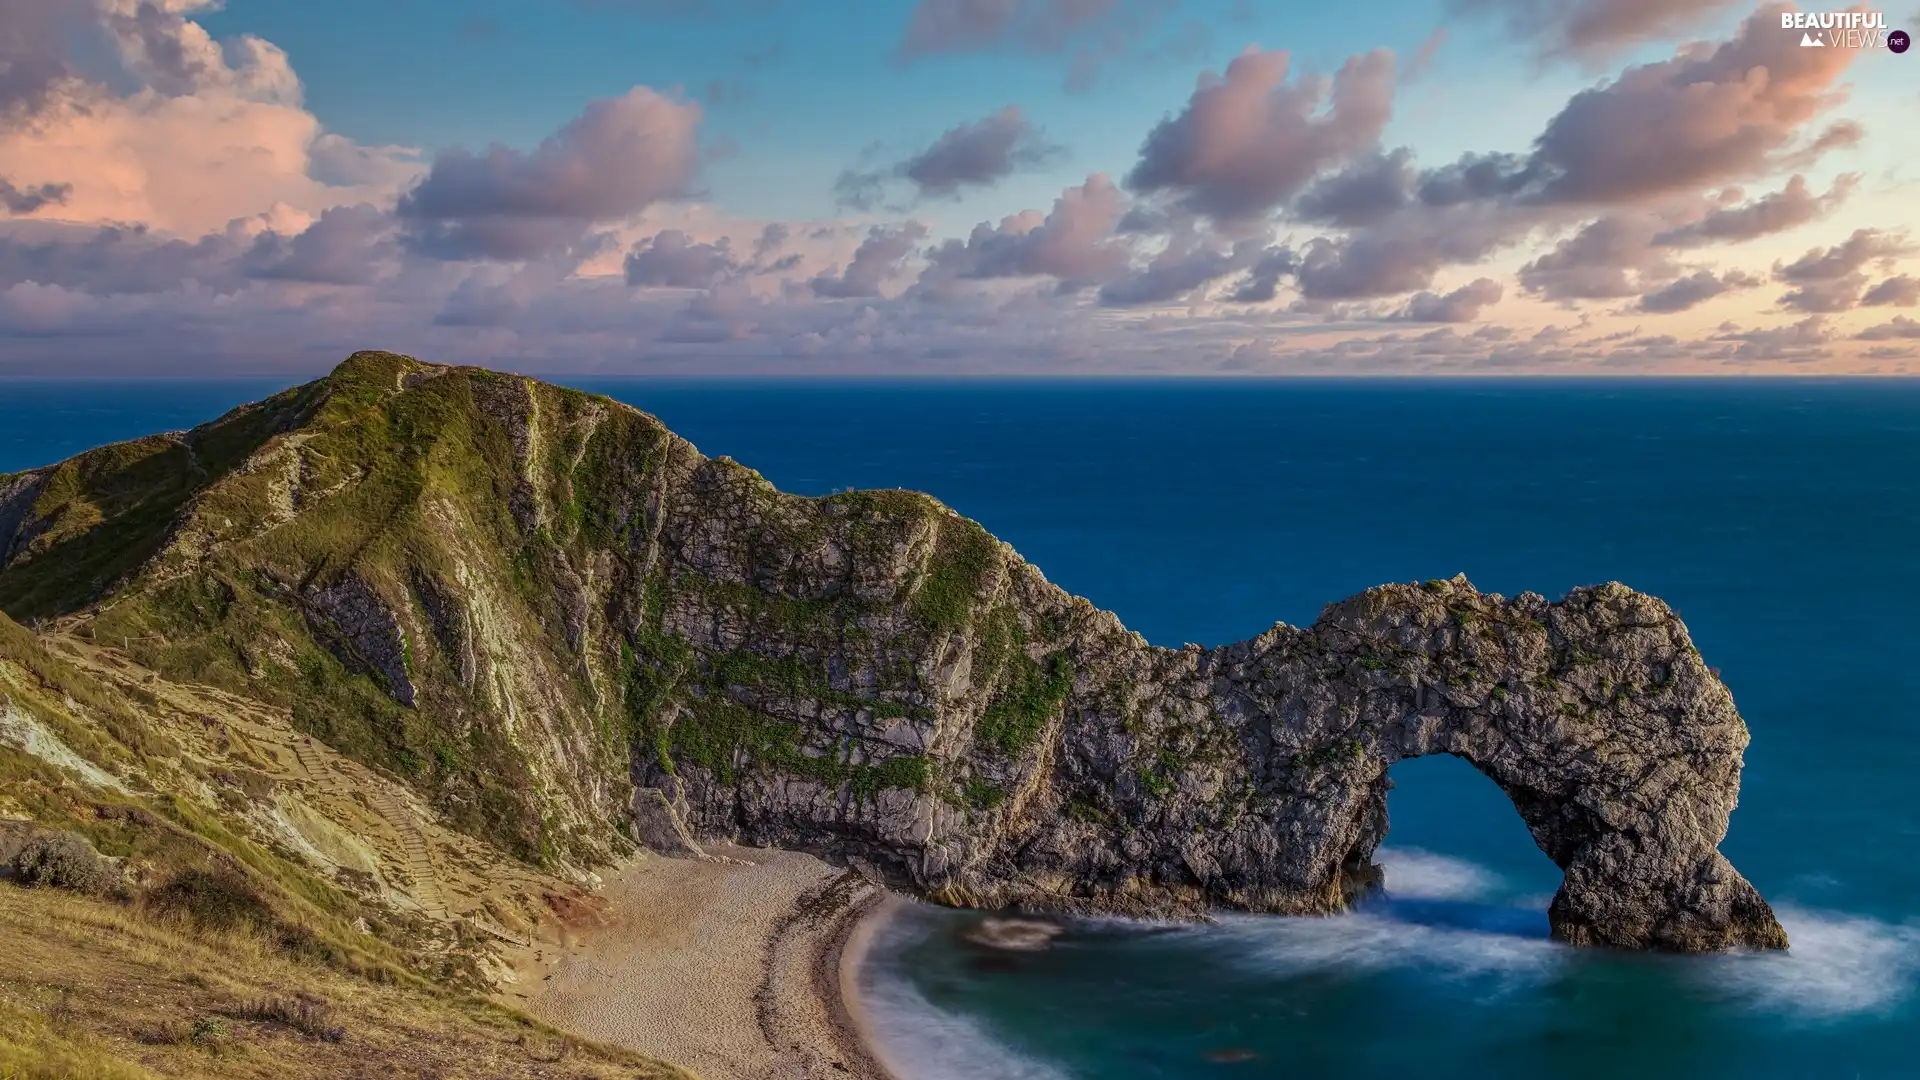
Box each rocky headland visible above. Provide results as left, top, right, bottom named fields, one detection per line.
left=0, top=352, right=1786, bottom=1075
left=0, top=351, right=1785, bottom=954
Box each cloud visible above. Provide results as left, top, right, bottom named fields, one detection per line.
left=835, top=106, right=1061, bottom=209
left=0, top=0, right=82, bottom=123
left=809, top=222, right=928, bottom=298
left=1862, top=276, right=1918, bottom=308
left=1773, top=228, right=1913, bottom=312
left=1856, top=316, right=1920, bottom=340
left=1395, top=277, right=1503, bottom=322
left=1095, top=230, right=1268, bottom=307
left=0, top=219, right=247, bottom=295
left=752, top=223, right=789, bottom=262
left=1293, top=148, right=1418, bottom=228
left=396, top=88, right=702, bottom=261
left=1713, top=314, right=1831, bottom=360
left=1114, top=6, right=1865, bottom=309
left=1513, top=175, right=1859, bottom=309
left=1525, top=5, right=1864, bottom=204
left=623, top=229, right=740, bottom=288
left=1636, top=267, right=1759, bottom=313
left=0, top=0, right=421, bottom=237
left=902, top=106, right=1061, bottom=197
left=896, top=0, right=1182, bottom=92
left=1403, top=29, right=1448, bottom=82
left=1520, top=214, right=1676, bottom=301
left=309, top=134, right=428, bottom=190
left=1653, top=174, right=1858, bottom=247
left=100, top=1, right=299, bottom=104
left=1291, top=198, right=1542, bottom=301
left=1226, top=245, right=1296, bottom=302
left=658, top=279, right=764, bottom=341
left=1271, top=3, right=1866, bottom=250
left=917, top=174, right=1133, bottom=294
left=0, top=176, right=70, bottom=215
left=1453, top=0, right=1744, bottom=60
left=0, top=0, right=1905, bottom=377
left=1127, top=47, right=1397, bottom=222
left=242, top=202, right=396, bottom=285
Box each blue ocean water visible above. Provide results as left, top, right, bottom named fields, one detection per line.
left=5, top=377, right=1918, bottom=1079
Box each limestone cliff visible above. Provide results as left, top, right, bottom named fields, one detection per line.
left=0, top=351, right=1786, bottom=951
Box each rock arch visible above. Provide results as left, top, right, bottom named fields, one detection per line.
left=890, top=577, right=1781, bottom=953
left=1295, top=579, right=1787, bottom=952
left=622, top=475, right=1786, bottom=953
left=946, top=575, right=1789, bottom=953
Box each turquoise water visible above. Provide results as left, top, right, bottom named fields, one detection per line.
left=6, top=378, right=1918, bottom=1078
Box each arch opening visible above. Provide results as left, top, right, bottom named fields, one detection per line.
left=1366, top=754, right=1565, bottom=930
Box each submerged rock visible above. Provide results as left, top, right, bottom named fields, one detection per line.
left=0, top=352, right=1787, bottom=953
left=963, top=917, right=1065, bottom=952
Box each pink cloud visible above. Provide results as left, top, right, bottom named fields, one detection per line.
left=1395, top=277, right=1505, bottom=322
left=1127, top=47, right=1397, bottom=222
left=0, top=0, right=421, bottom=237
left=397, top=88, right=703, bottom=261
left=918, top=174, right=1133, bottom=295
left=1454, top=0, right=1746, bottom=60
left=1528, top=4, right=1865, bottom=203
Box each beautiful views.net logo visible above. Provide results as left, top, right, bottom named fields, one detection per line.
left=1781, top=10, right=1910, bottom=51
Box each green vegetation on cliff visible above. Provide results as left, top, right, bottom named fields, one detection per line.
left=0, top=350, right=1787, bottom=961
left=0, top=352, right=1071, bottom=871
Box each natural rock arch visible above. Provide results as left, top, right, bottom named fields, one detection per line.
left=653, top=573, right=1787, bottom=954
left=1273, top=578, right=1788, bottom=953
left=0, top=356, right=1782, bottom=952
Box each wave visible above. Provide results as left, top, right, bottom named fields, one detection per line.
left=1212, top=904, right=1564, bottom=990
left=1373, top=846, right=1505, bottom=901
left=858, top=912, right=1073, bottom=1080
left=1208, top=845, right=1563, bottom=988
left=1698, top=905, right=1920, bottom=1020
left=1225, top=856, right=1920, bottom=1019
left=855, top=856, right=1920, bottom=1080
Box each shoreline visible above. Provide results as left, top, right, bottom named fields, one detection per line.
left=837, top=891, right=910, bottom=1077
left=501, top=845, right=905, bottom=1080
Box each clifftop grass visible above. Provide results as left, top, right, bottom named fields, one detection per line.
left=0, top=386, right=316, bottom=623
left=1, top=351, right=1057, bottom=869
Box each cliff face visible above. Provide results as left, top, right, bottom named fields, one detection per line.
left=0, top=352, right=1786, bottom=951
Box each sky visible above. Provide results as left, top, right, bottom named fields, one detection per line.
left=0, top=0, right=1917, bottom=376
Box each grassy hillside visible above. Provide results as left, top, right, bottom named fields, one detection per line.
left=0, top=350, right=1093, bottom=1078
left=0, top=886, right=688, bottom=1080
left=2, top=354, right=659, bottom=866
left=0, top=351, right=1031, bottom=875
left=0, top=601, right=690, bottom=1078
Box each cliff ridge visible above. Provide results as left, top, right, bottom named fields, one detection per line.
left=0, top=351, right=1786, bottom=952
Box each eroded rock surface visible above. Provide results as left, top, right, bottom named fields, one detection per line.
left=643, top=553, right=1785, bottom=952
left=0, top=352, right=1785, bottom=952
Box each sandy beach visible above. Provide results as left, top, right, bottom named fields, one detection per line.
left=501, top=845, right=901, bottom=1080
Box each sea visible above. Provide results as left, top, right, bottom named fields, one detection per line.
left=4, top=376, right=1918, bottom=1079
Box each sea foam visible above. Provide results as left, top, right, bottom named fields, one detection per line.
left=1213, top=905, right=1564, bottom=988
left=858, top=915, right=1073, bottom=1080
left=1374, top=846, right=1504, bottom=901
left=1697, top=905, right=1920, bottom=1019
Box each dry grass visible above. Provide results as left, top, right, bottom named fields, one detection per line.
left=0, top=886, right=697, bottom=1080
left=226, top=996, right=343, bottom=1043
left=0, top=996, right=160, bottom=1080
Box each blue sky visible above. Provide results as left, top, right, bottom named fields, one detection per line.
left=1, top=0, right=1917, bottom=375
left=198, top=0, right=1609, bottom=226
